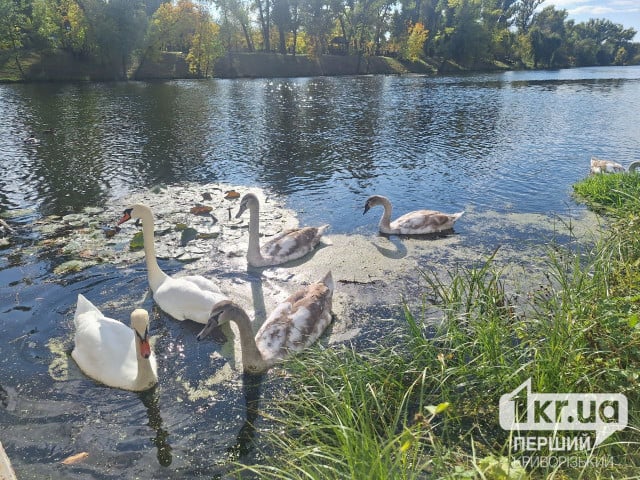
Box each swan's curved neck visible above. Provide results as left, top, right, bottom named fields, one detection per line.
left=230, top=309, right=268, bottom=373
left=378, top=198, right=394, bottom=231
left=246, top=202, right=265, bottom=264
left=134, top=338, right=156, bottom=389
left=139, top=208, right=167, bottom=292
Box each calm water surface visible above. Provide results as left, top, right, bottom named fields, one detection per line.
left=1, top=66, right=640, bottom=478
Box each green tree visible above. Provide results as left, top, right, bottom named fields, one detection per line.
left=213, top=0, right=254, bottom=51
left=300, top=0, right=334, bottom=56
left=0, top=0, right=30, bottom=75
left=571, top=18, right=636, bottom=65
left=527, top=5, right=567, bottom=67
left=438, top=0, right=490, bottom=65
left=512, top=0, right=542, bottom=33
left=272, top=0, right=291, bottom=53
left=99, top=0, right=147, bottom=78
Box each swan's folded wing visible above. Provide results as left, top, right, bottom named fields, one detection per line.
left=72, top=316, right=138, bottom=389
left=177, top=275, right=223, bottom=295
left=392, top=210, right=459, bottom=233
left=261, top=226, right=327, bottom=261
left=154, top=277, right=227, bottom=324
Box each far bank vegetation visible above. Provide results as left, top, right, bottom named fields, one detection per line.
left=0, top=0, right=639, bottom=81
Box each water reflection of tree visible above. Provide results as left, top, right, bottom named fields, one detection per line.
left=11, top=82, right=215, bottom=216
left=256, top=77, right=385, bottom=196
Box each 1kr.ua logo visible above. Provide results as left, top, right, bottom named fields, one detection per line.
left=499, top=378, right=627, bottom=446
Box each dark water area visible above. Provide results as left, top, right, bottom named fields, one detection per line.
left=1, top=66, right=640, bottom=478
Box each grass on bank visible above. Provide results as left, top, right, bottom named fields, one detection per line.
left=234, top=172, right=640, bottom=479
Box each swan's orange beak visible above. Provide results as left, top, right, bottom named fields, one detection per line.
left=139, top=338, right=152, bottom=359
left=117, top=209, right=132, bottom=226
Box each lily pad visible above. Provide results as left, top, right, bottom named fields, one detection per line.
left=53, top=260, right=97, bottom=275
left=180, top=228, right=198, bottom=247
left=83, top=207, right=104, bottom=215
left=130, top=231, right=145, bottom=250
left=197, top=232, right=220, bottom=240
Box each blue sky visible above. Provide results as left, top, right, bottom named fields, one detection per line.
left=545, top=0, right=640, bottom=41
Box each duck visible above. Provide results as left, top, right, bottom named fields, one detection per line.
left=197, top=272, right=334, bottom=373
left=71, top=294, right=157, bottom=391
left=590, top=157, right=640, bottom=174
left=235, top=193, right=329, bottom=267
left=117, top=204, right=227, bottom=324
left=363, top=195, right=464, bottom=235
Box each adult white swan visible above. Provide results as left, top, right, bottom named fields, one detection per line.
left=72, top=294, right=157, bottom=391
left=117, top=204, right=227, bottom=323
left=235, top=193, right=329, bottom=267
left=197, top=272, right=334, bottom=373
left=363, top=195, right=464, bottom=235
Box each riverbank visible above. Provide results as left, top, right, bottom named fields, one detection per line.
left=0, top=49, right=504, bottom=83
left=238, top=173, right=640, bottom=478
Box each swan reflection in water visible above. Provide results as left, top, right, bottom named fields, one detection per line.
left=139, top=386, right=172, bottom=467
left=227, top=372, right=265, bottom=459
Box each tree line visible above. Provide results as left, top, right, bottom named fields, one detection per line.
left=0, top=0, right=638, bottom=79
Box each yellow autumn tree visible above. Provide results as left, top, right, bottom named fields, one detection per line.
left=404, top=22, right=428, bottom=61
left=186, top=9, right=223, bottom=76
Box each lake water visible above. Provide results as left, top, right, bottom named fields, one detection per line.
left=1, top=66, right=640, bottom=478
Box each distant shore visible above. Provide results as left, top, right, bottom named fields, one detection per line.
left=0, top=50, right=509, bottom=83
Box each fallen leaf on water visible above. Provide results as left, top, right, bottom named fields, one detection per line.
left=224, top=190, right=240, bottom=199
left=61, top=452, right=89, bottom=465
left=103, top=226, right=120, bottom=238
left=190, top=205, right=213, bottom=215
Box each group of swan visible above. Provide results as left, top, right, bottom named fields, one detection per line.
left=71, top=193, right=462, bottom=390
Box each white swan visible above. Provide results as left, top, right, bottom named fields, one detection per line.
left=197, top=272, right=334, bottom=373
left=590, top=157, right=640, bottom=174
left=117, top=204, right=227, bottom=323
left=71, top=294, right=157, bottom=391
left=236, top=193, right=329, bottom=267
left=363, top=195, right=464, bottom=235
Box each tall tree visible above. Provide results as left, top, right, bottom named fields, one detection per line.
left=0, top=0, right=30, bottom=75
left=272, top=0, right=291, bottom=53
left=527, top=5, right=567, bottom=67
left=512, top=0, right=543, bottom=33
left=256, top=0, right=271, bottom=51
left=99, top=0, right=147, bottom=78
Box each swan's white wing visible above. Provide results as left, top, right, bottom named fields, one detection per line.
left=178, top=274, right=222, bottom=295
left=72, top=312, right=139, bottom=390
left=154, top=276, right=227, bottom=324
left=74, top=294, right=103, bottom=325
